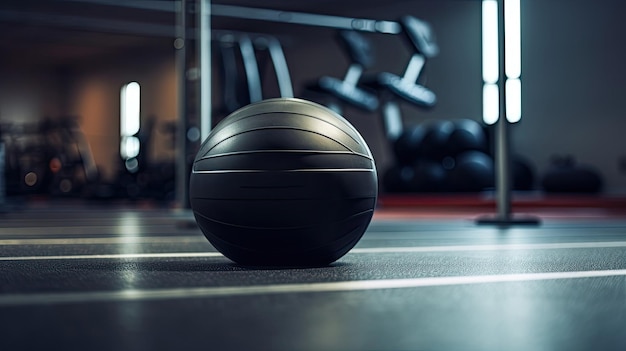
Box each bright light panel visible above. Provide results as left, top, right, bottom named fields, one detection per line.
left=505, top=0, right=521, bottom=79
left=506, top=78, right=521, bottom=123
left=483, top=83, right=499, bottom=125
left=120, top=82, right=140, bottom=137
left=482, top=0, right=499, bottom=84
left=120, top=136, right=140, bottom=159
left=482, top=0, right=523, bottom=123
left=120, top=82, right=140, bottom=159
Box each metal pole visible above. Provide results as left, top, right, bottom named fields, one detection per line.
left=199, top=0, right=212, bottom=142
left=175, top=0, right=189, bottom=208
left=0, top=142, right=5, bottom=210
left=495, top=100, right=512, bottom=220
left=495, top=0, right=511, bottom=221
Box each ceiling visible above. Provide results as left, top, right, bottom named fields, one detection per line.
left=0, top=0, right=412, bottom=66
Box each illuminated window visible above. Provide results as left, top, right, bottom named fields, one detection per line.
left=120, top=82, right=140, bottom=160
left=482, top=0, right=521, bottom=124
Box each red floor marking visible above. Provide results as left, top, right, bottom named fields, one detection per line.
left=374, top=195, right=626, bottom=220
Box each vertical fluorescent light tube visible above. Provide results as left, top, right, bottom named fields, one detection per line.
left=482, top=0, right=499, bottom=124
left=482, top=0, right=499, bottom=84
left=122, top=82, right=140, bottom=137
left=505, top=0, right=521, bottom=79
left=505, top=0, right=522, bottom=122
left=120, top=82, right=141, bottom=159
left=506, top=79, right=521, bottom=123
left=483, top=84, right=499, bottom=125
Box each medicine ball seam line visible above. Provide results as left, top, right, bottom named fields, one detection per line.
left=281, top=98, right=366, bottom=139
left=202, top=126, right=359, bottom=157
left=195, top=150, right=374, bottom=162
left=191, top=169, right=376, bottom=174
left=208, top=110, right=364, bottom=149
left=238, top=185, right=305, bottom=190
left=193, top=208, right=375, bottom=231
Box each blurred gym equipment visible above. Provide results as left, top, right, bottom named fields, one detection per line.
left=115, top=115, right=176, bottom=202
left=214, top=34, right=248, bottom=116
left=253, top=35, right=294, bottom=99
left=213, top=32, right=293, bottom=123
left=362, top=15, right=439, bottom=137
left=0, top=117, right=99, bottom=198
left=375, top=16, right=438, bottom=109
left=541, top=155, right=603, bottom=193
left=309, top=30, right=379, bottom=113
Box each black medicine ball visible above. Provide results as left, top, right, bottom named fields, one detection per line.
left=189, top=98, right=378, bottom=266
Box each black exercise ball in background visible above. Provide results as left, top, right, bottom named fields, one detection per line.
left=189, top=98, right=378, bottom=266
left=541, top=155, right=603, bottom=193
left=447, top=150, right=495, bottom=192
left=393, top=124, right=426, bottom=165
left=383, top=165, right=410, bottom=193
left=419, top=120, right=455, bottom=160
left=512, top=155, right=535, bottom=191
left=383, top=161, right=447, bottom=193
left=448, top=119, right=487, bottom=156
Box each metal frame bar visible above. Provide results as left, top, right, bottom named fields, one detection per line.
left=238, top=35, right=263, bottom=103
left=0, top=9, right=174, bottom=37
left=263, top=37, right=294, bottom=98
left=212, top=4, right=400, bottom=34
left=59, top=1, right=401, bottom=34
left=175, top=0, right=190, bottom=208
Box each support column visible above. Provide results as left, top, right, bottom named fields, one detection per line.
left=477, top=0, right=539, bottom=227
left=0, top=142, right=6, bottom=212
left=175, top=0, right=200, bottom=208
left=199, top=0, right=212, bottom=142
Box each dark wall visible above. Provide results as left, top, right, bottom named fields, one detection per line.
left=519, top=0, right=626, bottom=194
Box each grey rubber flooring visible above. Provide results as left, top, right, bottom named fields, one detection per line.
left=1, top=204, right=625, bottom=351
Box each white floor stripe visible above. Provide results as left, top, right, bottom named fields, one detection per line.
left=1, top=269, right=625, bottom=306
left=351, top=241, right=626, bottom=253
left=0, top=252, right=223, bottom=261
left=2, top=241, right=626, bottom=261
left=0, top=236, right=206, bottom=246
left=0, top=227, right=193, bottom=236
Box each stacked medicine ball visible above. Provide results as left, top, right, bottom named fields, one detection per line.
left=384, top=118, right=496, bottom=193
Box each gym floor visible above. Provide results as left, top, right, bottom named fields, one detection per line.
left=1, top=199, right=625, bottom=351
